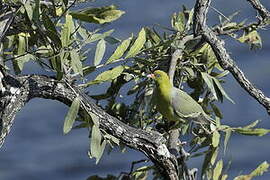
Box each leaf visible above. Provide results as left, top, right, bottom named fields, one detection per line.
left=89, top=112, right=100, bottom=127
left=90, top=124, right=105, bottom=164
left=250, top=161, right=269, bottom=177
left=63, top=97, right=81, bottom=134
left=202, top=147, right=218, bottom=177
left=83, top=66, right=96, bottom=76
left=221, top=174, right=228, bottom=180
left=224, top=129, right=231, bottom=153
left=210, top=103, right=223, bottom=119
left=132, top=166, right=150, bottom=180
left=213, top=160, right=223, bottom=180
left=238, top=30, right=262, bottom=50
left=70, top=49, right=83, bottom=75
left=171, top=12, right=185, bottom=32
left=86, top=29, right=114, bottom=44
left=234, top=128, right=270, bottom=136
left=125, top=28, right=146, bottom=58
left=94, top=39, right=106, bottom=66
left=104, top=36, right=120, bottom=44
left=70, top=5, right=125, bottom=24
left=201, top=72, right=217, bottom=100
left=32, top=0, right=40, bottom=22
left=213, top=78, right=235, bottom=104
left=106, top=36, right=132, bottom=64
left=234, top=161, right=269, bottom=180
left=24, top=1, right=33, bottom=21
left=84, top=65, right=124, bottom=87
left=42, top=13, right=57, bottom=34
left=16, top=54, right=36, bottom=71
left=244, top=120, right=260, bottom=129
left=212, top=131, right=220, bottom=148
left=61, top=14, right=74, bottom=47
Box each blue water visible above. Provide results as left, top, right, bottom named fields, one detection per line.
left=1, top=0, right=270, bottom=179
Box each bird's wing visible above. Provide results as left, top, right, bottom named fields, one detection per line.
left=170, top=87, right=204, bottom=115
left=170, top=87, right=215, bottom=124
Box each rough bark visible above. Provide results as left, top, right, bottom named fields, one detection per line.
left=0, top=73, right=179, bottom=179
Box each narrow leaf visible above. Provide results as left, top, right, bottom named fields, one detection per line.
left=90, top=124, right=102, bottom=163
left=84, top=65, right=124, bottom=87
left=63, top=97, right=81, bottom=134
left=201, top=72, right=217, bottom=100
left=234, top=128, right=270, bottom=136
left=125, top=28, right=146, bottom=58
left=213, top=160, right=223, bottom=180
left=250, top=161, right=269, bottom=177
left=94, top=39, right=106, bottom=66
left=106, top=37, right=132, bottom=64
left=224, top=129, right=231, bottom=153
left=70, top=49, right=83, bottom=75
left=212, top=131, right=220, bottom=148
left=213, top=78, right=235, bottom=104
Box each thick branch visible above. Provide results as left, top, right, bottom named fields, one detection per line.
left=0, top=73, right=178, bottom=179
left=246, top=0, right=270, bottom=19
left=193, top=0, right=270, bottom=114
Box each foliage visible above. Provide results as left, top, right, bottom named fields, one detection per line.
left=0, top=0, right=269, bottom=180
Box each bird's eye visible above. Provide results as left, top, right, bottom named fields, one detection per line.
left=156, top=74, right=161, bottom=78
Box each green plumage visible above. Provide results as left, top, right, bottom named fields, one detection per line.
left=149, top=70, right=214, bottom=125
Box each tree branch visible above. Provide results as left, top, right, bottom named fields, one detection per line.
left=193, top=0, right=270, bottom=114
left=0, top=73, right=179, bottom=179
left=246, top=0, right=270, bottom=19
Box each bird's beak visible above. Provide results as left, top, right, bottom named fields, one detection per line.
left=147, top=73, right=155, bottom=79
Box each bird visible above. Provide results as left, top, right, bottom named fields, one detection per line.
left=147, top=70, right=215, bottom=128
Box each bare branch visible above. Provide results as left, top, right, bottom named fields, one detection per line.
left=193, top=0, right=270, bottom=114
left=246, top=0, right=270, bottom=19
left=0, top=73, right=179, bottom=179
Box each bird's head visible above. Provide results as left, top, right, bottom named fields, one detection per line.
left=147, top=70, right=170, bottom=86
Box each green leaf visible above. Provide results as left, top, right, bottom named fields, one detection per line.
left=201, top=72, right=217, bottom=100
left=18, top=34, right=26, bottom=55
left=224, top=129, right=231, bottom=153
left=221, top=174, right=228, bottom=180
left=83, top=66, right=96, bottom=76
left=84, top=65, right=124, bottom=87
left=16, top=54, right=36, bottom=71
left=171, top=12, right=185, bottom=32
left=234, top=128, right=270, bottom=136
left=125, top=28, right=146, bottom=58
left=238, top=30, right=262, bottom=50
left=104, top=134, right=120, bottom=146
left=32, top=0, right=40, bottom=22
left=42, top=13, right=57, bottom=34
left=212, top=131, right=220, bottom=147
left=63, top=97, right=81, bottom=134
left=244, top=120, right=260, bottom=129
left=90, top=124, right=105, bottom=164
left=210, top=103, right=223, bottom=119
left=89, top=112, right=100, bottom=127
left=105, top=36, right=120, bottom=44
left=213, top=78, right=235, bottom=104
left=234, top=161, right=269, bottom=180
left=70, top=49, right=83, bottom=75
left=250, top=161, right=269, bottom=177
left=202, top=147, right=218, bottom=177
left=94, top=39, right=106, bottom=66
left=24, top=1, right=33, bottom=21
left=106, top=36, right=132, bottom=64
left=86, top=29, right=114, bottom=44
left=213, top=160, right=223, bottom=180
left=70, top=5, right=125, bottom=24
left=61, top=14, right=74, bottom=47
